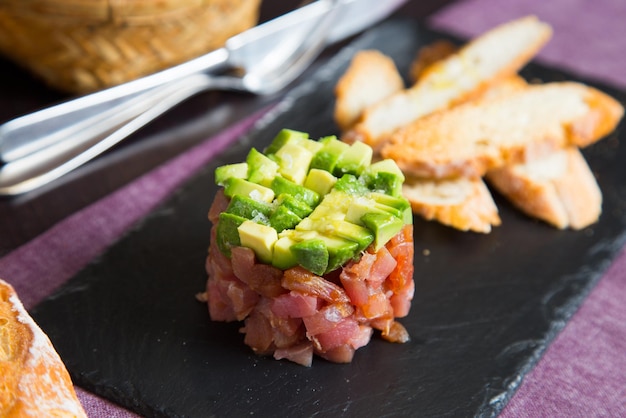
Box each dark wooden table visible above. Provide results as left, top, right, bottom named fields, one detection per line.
left=0, top=0, right=455, bottom=256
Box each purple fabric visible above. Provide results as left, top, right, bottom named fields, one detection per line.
left=429, top=0, right=626, bottom=416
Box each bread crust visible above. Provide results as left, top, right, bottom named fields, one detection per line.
left=402, top=177, right=501, bottom=233
left=0, top=279, right=87, bottom=418
left=381, top=82, right=624, bottom=179
left=487, top=147, right=602, bottom=229
left=334, top=50, right=404, bottom=132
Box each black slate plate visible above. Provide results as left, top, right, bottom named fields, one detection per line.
left=31, top=19, right=626, bottom=418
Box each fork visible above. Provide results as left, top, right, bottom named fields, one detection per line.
left=0, top=0, right=339, bottom=195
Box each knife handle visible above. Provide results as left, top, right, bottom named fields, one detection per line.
left=0, top=49, right=229, bottom=163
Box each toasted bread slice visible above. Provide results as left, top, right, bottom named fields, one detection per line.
left=344, top=16, right=553, bottom=148
left=334, top=50, right=404, bottom=131
left=402, top=177, right=501, bottom=233
left=487, top=147, right=602, bottom=229
left=409, top=39, right=457, bottom=83
left=0, top=279, right=87, bottom=417
left=381, top=82, right=624, bottom=179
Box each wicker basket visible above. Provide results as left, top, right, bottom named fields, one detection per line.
left=0, top=0, right=261, bottom=93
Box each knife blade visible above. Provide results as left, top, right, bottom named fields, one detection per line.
left=0, top=0, right=407, bottom=164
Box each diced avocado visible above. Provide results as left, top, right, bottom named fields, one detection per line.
left=296, top=218, right=373, bottom=252
left=344, top=196, right=383, bottom=226
left=224, top=178, right=275, bottom=203
left=237, top=220, right=278, bottom=264
left=225, top=195, right=272, bottom=224
left=363, top=171, right=403, bottom=197
left=270, top=176, right=320, bottom=208
left=275, top=193, right=312, bottom=219
left=333, top=174, right=369, bottom=196
left=291, top=239, right=329, bottom=276
left=362, top=159, right=406, bottom=196
left=334, top=141, right=373, bottom=177
left=299, top=138, right=324, bottom=154
left=269, top=205, right=302, bottom=233
left=215, top=162, right=248, bottom=186
left=272, top=236, right=298, bottom=270
left=309, top=136, right=350, bottom=173
left=370, top=192, right=413, bottom=224
left=317, top=234, right=359, bottom=273
left=216, top=212, right=246, bottom=256
left=361, top=212, right=404, bottom=252
left=275, top=142, right=313, bottom=185
left=246, top=148, right=279, bottom=187
left=264, top=129, right=309, bottom=155
left=304, top=168, right=337, bottom=197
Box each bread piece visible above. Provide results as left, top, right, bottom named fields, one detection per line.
left=381, top=82, right=624, bottom=179
left=487, top=147, right=602, bottom=229
left=334, top=50, right=404, bottom=131
left=409, top=39, right=457, bottom=83
left=402, top=177, right=501, bottom=233
left=344, top=15, right=553, bottom=148
left=0, top=279, right=87, bottom=418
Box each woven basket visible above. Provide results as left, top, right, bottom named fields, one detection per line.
left=0, top=0, right=261, bottom=93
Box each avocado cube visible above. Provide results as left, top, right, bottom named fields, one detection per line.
left=363, top=171, right=404, bottom=197
left=327, top=220, right=374, bottom=252
left=275, top=193, right=312, bottom=219
left=237, top=220, right=278, bottom=264
left=269, top=205, right=302, bottom=233
left=246, top=148, right=279, bottom=187
left=275, top=142, right=314, bottom=185
left=264, top=129, right=309, bottom=155
left=291, top=239, right=329, bottom=276
left=361, top=212, right=405, bottom=252
left=334, top=141, right=373, bottom=177
left=225, top=194, right=272, bottom=224
left=299, top=138, right=324, bottom=154
left=215, top=162, right=248, bottom=186
left=318, top=235, right=359, bottom=273
left=366, top=159, right=405, bottom=180
left=216, top=212, right=246, bottom=256
left=272, top=236, right=298, bottom=270
left=304, top=168, right=337, bottom=197
left=224, top=178, right=275, bottom=203
left=344, top=196, right=381, bottom=226
left=370, top=192, right=413, bottom=224
left=333, top=174, right=369, bottom=196
left=310, top=136, right=350, bottom=173
left=271, top=176, right=320, bottom=208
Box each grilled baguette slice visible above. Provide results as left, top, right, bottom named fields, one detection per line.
left=487, top=147, right=602, bottom=229
left=344, top=15, right=553, bottom=148
left=381, top=81, right=624, bottom=179
left=334, top=50, right=404, bottom=131
left=403, top=177, right=501, bottom=233
left=0, top=279, right=87, bottom=418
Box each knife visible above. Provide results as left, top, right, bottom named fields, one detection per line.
left=0, top=0, right=407, bottom=165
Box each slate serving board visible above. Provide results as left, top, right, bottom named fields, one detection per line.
left=31, top=19, right=626, bottom=418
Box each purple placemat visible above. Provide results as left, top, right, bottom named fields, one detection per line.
left=429, top=0, right=626, bottom=416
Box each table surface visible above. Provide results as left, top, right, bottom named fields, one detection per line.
left=1, top=0, right=625, bottom=417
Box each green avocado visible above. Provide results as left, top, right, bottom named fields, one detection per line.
left=309, top=136, right=350, bottom=173
left=361, top=212, right=404, bottom=252
left=246, top=148, right=279, bottom=187
left=213, top=130, right=412, bottom=273
left=215, top=162, right=248, bottom=186
left=216, top=212, right=246, bottom=256
left=270, top=176, right=320, bottom=208
left=224, top=178, right=275, bottom=203
left=264, top=129, right=309, bottom=155
left=225, top=194, right=272, bottom=224
left=291, top=239, right=329, bottom=276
